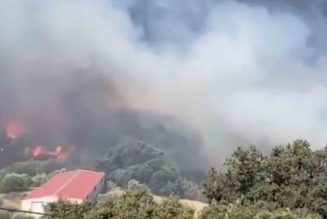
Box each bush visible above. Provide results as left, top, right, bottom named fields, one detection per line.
left=202, top=140, right=327, bottom=217
left=111, top=169, right=130, bottom=186
left=155, top=196, right=194, bottom=219
left=176, top=178, right=206, bottom=201
left=127, top=179, right=150, bottom=192
left=47, top=168, right=66, bottom=179
left=12, top=213, right=35, bottom=219
left=0, top=210, right=11, bottom=219
left=2, top=162, right=39, bottom=176
left=37, top=160, right=65, bottom=174
left=106, top=180, right=118, bottom=190
left=198, top=203, right=321, bottom=219
left=46, top=184, right=195, bottom=219
left=45, top=201, right=92, bottom=219
left=0, top=173, right=32, bottom=192
left=0, top=210, right=12, bottom=219
left=31, top=173, right=48, bottom=187
left=95, top=140, right=194, bottom=197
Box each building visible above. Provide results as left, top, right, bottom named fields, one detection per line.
left=21, top=169, right=106, bottom=217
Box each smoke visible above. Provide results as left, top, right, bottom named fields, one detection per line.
left=1, top=0, right=327, bottom=167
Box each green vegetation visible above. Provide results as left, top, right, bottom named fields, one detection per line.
left=0, top=210, right=35, bottom=219
left=1, top=160, right=65, bottom=176
left=2, top=139, right=327, bottom=218
left=95, top=139, right=204, bottom=200
left=0, top=173, right=31, bottom=193
left=45, top=182, right=194, bottom=219
left=43, top=139, right=327, bottom=218
left=203, top=139, right=327, bottom=218
left=198, top=202, right=320, bottom=219
left=0, top=210, right=11, bottom=219
left=0, top=160, right=66, bottom=193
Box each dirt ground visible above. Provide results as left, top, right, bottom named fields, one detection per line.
left=0, top=192, right=23, bottom=209
left=108, top=188, right=208, bottom=217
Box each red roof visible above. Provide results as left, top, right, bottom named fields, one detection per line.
left=24, top=169, right=105, bottom=200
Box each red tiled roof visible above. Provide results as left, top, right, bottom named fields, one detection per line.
left=24, top=169, right=105, bottom=200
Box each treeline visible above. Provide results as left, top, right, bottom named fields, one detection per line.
left=44, top=181, right=194, bottom=219
left=43, top=139, right=327, bottom=218
left=202, top=139, right=327, bottom=218
left=42, top=179, right=319, bottom=219
left=2, top=139, right=327, bottom=218
left=0, top=160, right=65, bottom=193
left=0, top=139, right=205, bottom=200
left=94, top=139, right=204, bottom=200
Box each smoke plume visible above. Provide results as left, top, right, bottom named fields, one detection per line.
left=1, top=0, right=327, bottom=167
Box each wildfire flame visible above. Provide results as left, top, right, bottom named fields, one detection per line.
left=33, top=145, right=47, bottom=157
left=2, top=119, right=76, bottom=162
left=28, top=145, right=74, bottom=160
left=5, top=120, right=24, bottom=139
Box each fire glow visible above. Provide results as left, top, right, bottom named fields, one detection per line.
left=2, top=120, right=75, bottom=162
left=5, top=120, right=24, bottom=139
left=25, top=145, right=74, bottom=160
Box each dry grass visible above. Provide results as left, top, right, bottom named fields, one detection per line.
left=153, top=195, right=207, bottom=217
left=108, top=188, right=208, bottom=217
left=0, top=193, right=23, bottom=209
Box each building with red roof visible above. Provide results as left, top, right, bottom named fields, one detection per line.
left=21, top=169, right=106, bottom=216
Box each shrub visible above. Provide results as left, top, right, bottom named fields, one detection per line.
left=0, top=173, right=32, bottom=192
left=0, top=210, right=11, bottom=219
left=31, top=173, right=48, bottom=187
left=46, top=184, right=195, bottom=219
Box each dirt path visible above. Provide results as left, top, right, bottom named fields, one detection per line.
left=0, top=193, right=22, bottom=209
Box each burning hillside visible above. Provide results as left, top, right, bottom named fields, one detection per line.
left=0, top=115, right=206, bottom=173
left=0, top=121, right=75, bottom=166
left=0, top=84, right=207, bottom=172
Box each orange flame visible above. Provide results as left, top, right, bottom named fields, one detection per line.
left=5, top=120, right=24, bottom=139
left=33, top=145, right=48, bottom=157
left=54, top=145, right=66, bottom=159
left=27, top=145, right=75, bottom=160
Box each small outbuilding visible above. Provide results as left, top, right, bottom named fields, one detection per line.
left=21, top=169, right=106, bottom=217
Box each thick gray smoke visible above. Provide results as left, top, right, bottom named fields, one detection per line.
left=1, top=0, right=327, bottom=167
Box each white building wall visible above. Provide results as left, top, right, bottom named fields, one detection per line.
left=21, top=196, right=58, bottom=218
left=21, top=177, right=105, bottom=218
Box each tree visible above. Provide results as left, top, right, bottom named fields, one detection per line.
left=198, top=203, right=320, bottom=219
left=154, top=196, right=194, bottom=219
left=94, top=139, right=200, bottom=198
left=202, top=140, right=327, bottom=217
left=0, top=173, right=32, bottom=192
left=46, top=183, right=195, bottom=219
left=32, top=173, right=48, bottom=187
left=202, top=168, right=225, bottom=203
left=45, top=201, right=92, bottom=219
